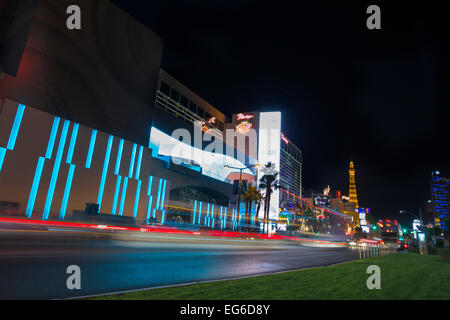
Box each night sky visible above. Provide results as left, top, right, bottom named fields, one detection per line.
left=113, top=0, right=449, bottom=222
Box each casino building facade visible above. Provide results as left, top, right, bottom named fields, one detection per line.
left=0, top=0, right=306, bottom=233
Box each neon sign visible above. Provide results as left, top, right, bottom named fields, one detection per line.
left=236, top=113, right=254, bottom=121
left=207, top=116, right=216, bottom=125
left=281, top=132, right=289, bottom=144
left=235, top=120, right=253, bottom=134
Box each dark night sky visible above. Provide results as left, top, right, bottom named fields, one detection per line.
left=113, top=0, right=449, bottom=222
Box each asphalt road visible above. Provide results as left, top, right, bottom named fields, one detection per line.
left=0, top=222, right=358, bottom=299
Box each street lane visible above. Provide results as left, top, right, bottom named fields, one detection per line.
left=0, top=224, right=358, bottom=299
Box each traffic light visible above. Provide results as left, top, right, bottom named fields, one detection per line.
left=372, top=225, right=377, bottom=230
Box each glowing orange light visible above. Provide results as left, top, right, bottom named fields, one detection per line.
left=236, top=120, right=253, bottom=134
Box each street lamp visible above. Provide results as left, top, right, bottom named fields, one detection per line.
left=399, top=208, right=423, bottom=225
left=224, top=163, right=259, bottom=226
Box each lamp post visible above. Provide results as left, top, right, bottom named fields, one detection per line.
left=400, top=208, right=428, bottom=253
left=224, top=163, right=259, bottom=228
left=400, top=208, right=423, bottom=225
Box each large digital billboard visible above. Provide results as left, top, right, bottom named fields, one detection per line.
left=257, top=112, right=281, bottom=222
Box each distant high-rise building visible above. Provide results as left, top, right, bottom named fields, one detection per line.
left=349, top=161, right=359, bottom=209
left=431, top=171, right=449, bottom=230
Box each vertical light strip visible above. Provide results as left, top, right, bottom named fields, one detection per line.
left=198, top=201, right=202, bottom=224
left=43, top=120, right=70, bottom=220
left=147, top=175, right=154, bottom=196
left=159, top=179, right=167, bottom=224
left=146, top=196, right=153, bottom=221
left=97, top=135, right=114, bottom=210
left=59, top=164, right=75, bottom=219
left=115, top=139, right=124, bottom=174
left=146, top=175, right=154, bottom=220
left=111, top=175, right=122, bottom=215
left=128, top=143, right=137, bottom=178
left=161, top=209, right=166, bottom=224
left=160, top=180, right=167, bottom=212
left=193, top=200, right=197, bottom=224
left=45, top=117, right=60, bottom=159
left=211, top=204, right=215, bottom=228
left=85, top=129, right=97, bottom=168
left=0, top=148, right=6, bottom=174
left=219, top=206, right=223, bottom=230
left=223, top=207, right=227, bottom=230
left=118, top=177, right=128, bottom=216
left=6, top=103, right=26, bottom=150
left=155, top=178, right=162, bottom=210
left=205, top=203, right=210, bottom=226
left=135, top=145, right=144, bottom=180
left=25, top=157, right=45, bottom=218
left=133, top=180, right=142, bottom=218
left=66, top=123, right=79, bottom=164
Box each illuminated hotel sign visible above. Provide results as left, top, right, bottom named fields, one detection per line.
left=257, top=112, right=281, bottom=222
left=236, top=113, right=254, bottom=120
left=234, top=113, right=256, bottom=135
left=236, top=121, right=253, bottom=134
left=281, top=132, right=289, bottom=144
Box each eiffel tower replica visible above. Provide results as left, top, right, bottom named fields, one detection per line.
left=349, top=160, right=359, bottom=209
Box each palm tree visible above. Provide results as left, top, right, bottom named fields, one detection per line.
left=258, top=161, right=280, bottom=234
left=243, top=184, right=263, bottom=231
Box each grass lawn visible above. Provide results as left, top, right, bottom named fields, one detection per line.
left=94, top=253, right=450, bottom=300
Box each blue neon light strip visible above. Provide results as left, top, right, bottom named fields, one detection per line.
left=155, top=178, right=162, bottom=210
left=118, top=177, right=128, bottom=216
left=66, top=123, right=79, bottom=164
left=198, top=201, right=202, bottom=224
left=0, top=148, right=6, bottom=174
left=7, top=104, right=26, bottom=150
left=146, top=196, right=153, bottom=220
left=147, top=175, right=154, bottom=196
left=205, top=203, right=210, bottom=225
left=161, top=210, right=166, bottom=224
left=97, top=135, right=114, bottom=211
left=45, top=117, right=60, bottom=159
left=133, top=180, right=142, bottom=218
left=128, top=143, right=137, bottom=178
left=111, top=175, right=122, bottom=215
left=43, top=120, right=70, bottom=220
left=59, top=164, right=75, bottom=219
left=211, top=204, right=215, bottom=228
left=160, top=179, right=167, bottom=213
left=223, top=207, right=227, bottom=229
left=25, top=157, right=46, bottom=218
left=115, top=139, right=124, bottom=174
left=135, top=145, right=144, bottom=180
left=85, top=129, right=97, bottom=168
left=193, top=200, right=197, bottom=224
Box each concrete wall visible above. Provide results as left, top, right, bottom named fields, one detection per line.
left=0, top=0, right=163, bottom=146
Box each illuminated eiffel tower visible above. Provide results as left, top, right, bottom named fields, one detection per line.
left=349, top=160, right=359, bottom=209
